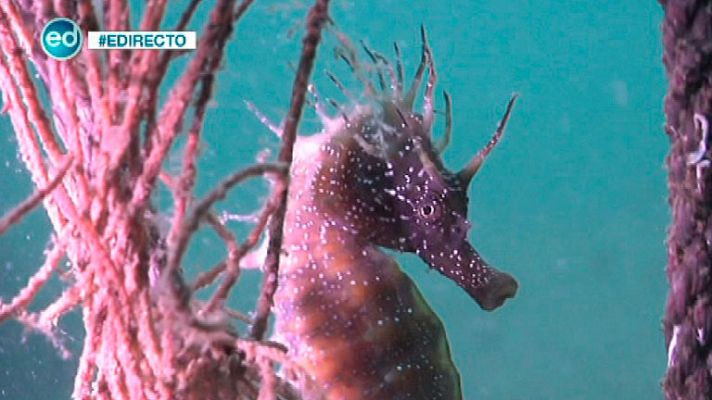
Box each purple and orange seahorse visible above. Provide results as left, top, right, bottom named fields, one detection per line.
left=270, top=30, right=518, bottom=399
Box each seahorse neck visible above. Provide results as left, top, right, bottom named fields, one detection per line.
left=280, top=132, right=368, bottom=274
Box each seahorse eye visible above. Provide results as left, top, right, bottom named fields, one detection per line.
left=420, top=204, right=436, bottom=218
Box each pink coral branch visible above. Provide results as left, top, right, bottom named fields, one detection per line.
left=0, top=8, right=64, bottom=164
left=0, top=239, right=65, bottom=323
left=131, top=0, right=244, bottom=208
left=204, top=183, right=284, bottom=311
left=0, top=0, right=336, bottom=398
left=166, top=162, right=287, bottom=276
left=143, top=0, right=205, bottom=144
left=191, top=190, right=279, bottom=292
left=0, top=155, right=72, bottom=236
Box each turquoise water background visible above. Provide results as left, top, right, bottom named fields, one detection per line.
left=0, top=1, right=667, bottom=399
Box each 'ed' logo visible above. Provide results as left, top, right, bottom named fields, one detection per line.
left=41, top=18, right=83, bottom=60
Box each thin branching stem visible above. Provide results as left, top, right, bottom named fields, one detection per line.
left=0, top=156, right=72, bottom=236
left=250, top=0, right=331, bottom=341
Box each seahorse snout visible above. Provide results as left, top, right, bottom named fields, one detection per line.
left=420, top=240, right=518, bottom=311
left=470, top=271, right=518, bottom=311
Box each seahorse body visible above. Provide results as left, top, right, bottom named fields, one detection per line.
left=273, top=37, right=518, bottom=400
left=275, top=129, right=461, bottom=399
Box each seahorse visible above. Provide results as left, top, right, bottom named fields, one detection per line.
left=272, top=31, right=518, bottom=400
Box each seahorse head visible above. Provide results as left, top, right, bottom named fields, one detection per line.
left=315, top=30, right=519, bottom=311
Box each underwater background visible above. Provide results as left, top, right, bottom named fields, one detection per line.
left=0, top=1, right=667, bottom=399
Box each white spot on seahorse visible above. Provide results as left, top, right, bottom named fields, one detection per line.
left=667, top=324, right=680, bottom=368
left=687, top=113, right=711, bottom=193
